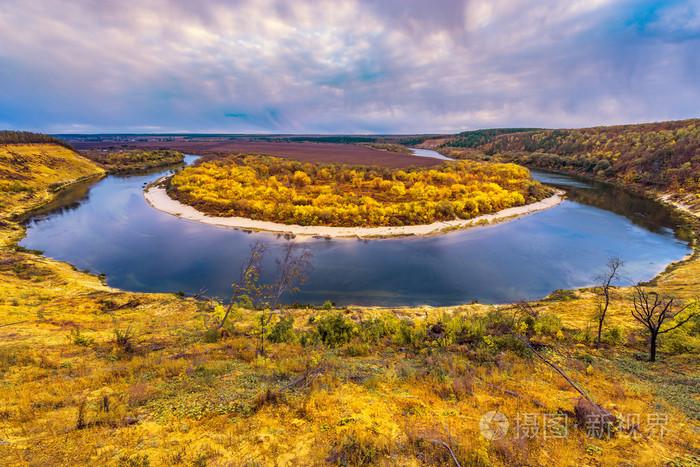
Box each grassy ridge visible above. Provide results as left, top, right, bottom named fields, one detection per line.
left=0, top=142, right=698, bottom=465
left=447, top=128, right=542, bottom=148
left=82, top=149, right=184, bottom=173
left=0, top=131, right=74, bottom=150
left=0, top=144, right=104, bottom=231
left=440, top=119, right=700, bottom=210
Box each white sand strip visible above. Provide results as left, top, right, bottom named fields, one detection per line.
left=144, top=185, right=564, bottom=239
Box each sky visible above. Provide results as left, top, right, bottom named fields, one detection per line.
left=1, top=0, right=699, bottom=134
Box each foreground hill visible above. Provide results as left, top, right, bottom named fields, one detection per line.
left=0, top=142, right=104, bottom=246
left=0, top=139, right=698, bottom=465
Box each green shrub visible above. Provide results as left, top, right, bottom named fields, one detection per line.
left=484, top=310, right=516, bottom=335
left=202, top=327, right=220, bottom=343
left=316, top=313, right=355, bottom=347
left=268, top=315, right=296, bottom=344
left=299, top=330, right=320, bottom=347
left=69, top=328, right=94, bottom=347
left=602, top=326, right=624, bottom=346
left=449, top=316, right=485, bottom=345
left=663, top=329, right=700, bottom=354
left=358, top=316, right=398, bottom=344
left=393, top=319, right=426, bottom=348
left=533, top=313, right=562, bottom=336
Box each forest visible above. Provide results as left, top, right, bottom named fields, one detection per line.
left=440, top=119, right=700, bottom=196
left=82, top=149, right=184, bottom=173
left=446, top=128, right=541, bottom=148
left=0, top=131, right=74, bottom=149
left=168, top=155, right=550, bottom=227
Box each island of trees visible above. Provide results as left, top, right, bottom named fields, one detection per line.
left=167, top=155, right=550, bottom=227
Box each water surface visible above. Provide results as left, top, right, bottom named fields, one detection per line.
left=21, top=153, right=691, bottom=306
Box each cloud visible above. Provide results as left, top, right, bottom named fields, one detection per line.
left=0, top=0, right=698, bottom=133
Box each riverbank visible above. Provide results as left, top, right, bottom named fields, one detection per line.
left=144, top=182, right=564, bottom=238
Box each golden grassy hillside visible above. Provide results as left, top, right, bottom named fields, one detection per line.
left=0, top=144, right=698, bottom=466
left=0, top=144, right=104, bottom=247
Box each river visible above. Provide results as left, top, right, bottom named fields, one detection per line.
left=20, top=150, right=691, bottom=306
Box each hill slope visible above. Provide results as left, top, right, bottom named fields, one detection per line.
left=439, top=120, right=700, bottom=210
left=0, top=144, right=104, bottom=223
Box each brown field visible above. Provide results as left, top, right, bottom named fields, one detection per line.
left=70, top=139, right=442, bottom=168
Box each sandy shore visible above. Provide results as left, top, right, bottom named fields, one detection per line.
left=144, top=185, right=564, bottom=239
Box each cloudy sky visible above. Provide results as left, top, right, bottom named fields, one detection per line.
left=1, top=0, right=699, bottom=134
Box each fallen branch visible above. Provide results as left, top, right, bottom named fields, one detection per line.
left=430, top=439, right=462, bottom=467
left=0, top=320, right=29, bottom=328
left=516, top=335, right=594, bottom=405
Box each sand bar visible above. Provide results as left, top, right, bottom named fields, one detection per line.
left=144, top=184, right=564, bottom=239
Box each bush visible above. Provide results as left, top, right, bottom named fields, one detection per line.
left=533, top=313, right=562, bottom=337
left=202, top=327, right=220, bottom=343
left=358, top=316, right=398, bottom=344
left=483, top=310, right=516, bottom=335
left=69, top=328, right=94, bottom=347
left=602, top=326, right=624, bottom=346
left=393, top=319, right=426, bottom=348
left=268, top=315, right=296, bottom=344
left=316, top=313, right=355, bottom=347
left=114, top=326, right=135, bottom=353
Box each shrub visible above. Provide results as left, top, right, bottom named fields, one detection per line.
left=114, top=326, right=135, bottom=353
left=268, top=315, right=297, bottom=344
left=69, top=328, right=94, bottom=347
left=358, top=316, right=398, bottom=344
left=393, top=319, right=426, bottom=348
left=483, top=310, right=516, bottom=335
left=327, top=434, right=387, bottom=465
left=202, top=327, right=220, bottom=343
left=602, top=326, right=624, bottom=346
left=316, top=313, right=355, bottom=347
left=533, top=313, right=562, bottom=336
left=343, top=342, right=371, bottom=357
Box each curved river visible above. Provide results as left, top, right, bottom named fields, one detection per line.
left=21, top=151, right=691, bottom=306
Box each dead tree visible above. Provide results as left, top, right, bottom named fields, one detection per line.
left=631, top=286, right=698, bottom=362
left=218, top=241, right=266, bottom=330
left=257, top=243, right=312, bottom=356
left=594, top=257, right=623, bottom=348
left=218, top=241, right=312, bottom=356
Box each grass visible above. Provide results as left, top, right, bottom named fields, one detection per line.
left=0, top=143, right=699, bottom=465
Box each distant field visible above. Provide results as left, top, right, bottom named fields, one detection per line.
left=68, top=139, right=442, bottom=169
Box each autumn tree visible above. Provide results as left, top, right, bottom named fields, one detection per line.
left=257, top=243, right=312, bottom=355
left=218, top=241, right=312, bottom=355
left=594, top=257, right=623, bottom=348
left=631, top=286, right=698, bottom=362
left=218, top=241, right=266, bottom=330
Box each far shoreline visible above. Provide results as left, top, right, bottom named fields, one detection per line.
left=144, top=181, right=565, bottom=239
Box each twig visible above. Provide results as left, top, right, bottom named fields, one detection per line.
left=0, top=320, right=28, bottom=328
left=516, top=335, right=595, bottom=405
left=430, top=439, right=461, bottom=467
